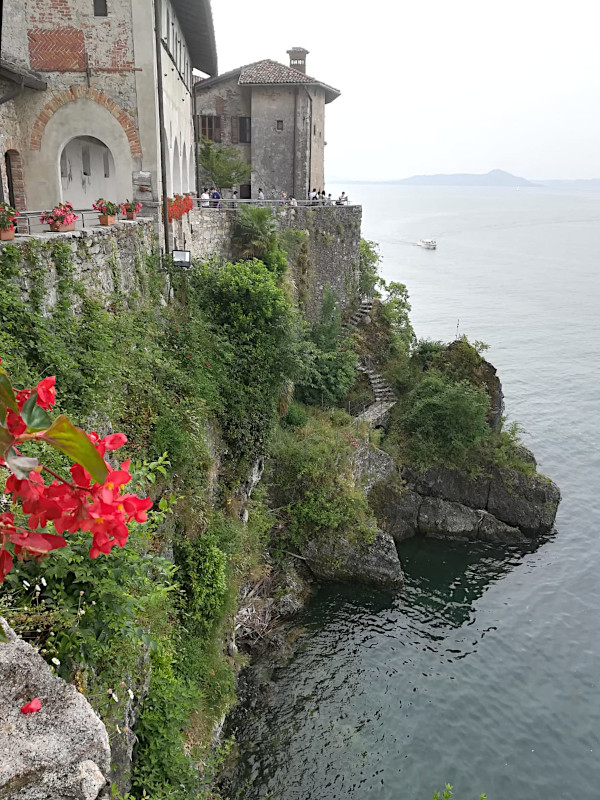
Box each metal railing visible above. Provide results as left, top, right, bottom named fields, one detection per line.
left=13, top=209, right=143, bottom=236
left=192, top=197, right=357, bottom=211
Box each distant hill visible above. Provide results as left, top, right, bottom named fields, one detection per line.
left=393, top=169, right=536, bottom=187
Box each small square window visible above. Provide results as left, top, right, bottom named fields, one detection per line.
left=276, top=120, right=283, bottom=131
left=93, top=0, right=108, bottom=16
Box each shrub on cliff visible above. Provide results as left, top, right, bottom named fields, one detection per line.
left=398, top=372, right=490, bottom=466
left=295, top=286, right=358, bottom=406
left=269, top=408, right=375, bottom=553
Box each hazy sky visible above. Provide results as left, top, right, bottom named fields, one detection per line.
left=211, top=0, right=599, bottom=181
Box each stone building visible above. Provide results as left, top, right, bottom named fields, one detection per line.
left=193, top=47, right=340, bottom=201
left=0, top=0, right=217, bottom=214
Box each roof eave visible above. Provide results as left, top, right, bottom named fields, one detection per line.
left=170, top=0, right=217, bottom=76
left=241, top=81, right=341, bottom=103
left=0, top=61, right=47, bottom=91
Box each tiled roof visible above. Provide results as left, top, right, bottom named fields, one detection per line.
left=239, top=60, right=314, bottom=85
left=195, top=59, right=340, bottom=103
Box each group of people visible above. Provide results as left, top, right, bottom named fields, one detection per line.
left=309, top=188, right=349, bottom=206
left=200, top=187, right=222, bottom=209
left=198, top=186, right=349, bottom=209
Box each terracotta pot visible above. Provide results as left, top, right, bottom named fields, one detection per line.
left=126, top=211, right=137, bottom=220
left=99, top=214, right=116, bottom=226
left=49, top=221, right=75, bottom=233
left=0, top=226, right=15, bottom=241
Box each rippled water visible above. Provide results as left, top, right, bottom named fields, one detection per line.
left=229, top=186, right=600, bottom=799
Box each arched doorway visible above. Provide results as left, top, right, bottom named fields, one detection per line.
left=4, top=150, right=26, bottom=211
left=172, top=138, right=182, bottom=195
left=59, top=136, right=116, bottom=208
left=182, top=143, right=188, bottom=193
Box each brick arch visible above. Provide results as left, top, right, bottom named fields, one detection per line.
left=30, top=86, right=141, bottom=158
left=1, top=139, right=27, bottom=211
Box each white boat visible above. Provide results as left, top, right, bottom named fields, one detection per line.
left=418, top=239, right=437, bottom=250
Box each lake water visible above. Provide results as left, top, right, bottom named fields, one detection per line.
left=229, top=185, right=600, bottom=799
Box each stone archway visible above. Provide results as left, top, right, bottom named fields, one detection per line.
left=173, top=138, right=181, bottom=195
left=60, top=136, right=117, bottom=208
left=30, top=87, right=141, bottom=159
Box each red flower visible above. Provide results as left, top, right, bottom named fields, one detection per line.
left=20, top=698, right=42, bottom=714
left=0, top=548, right=13, bottom=582
left=6, top=410, right=26, bottom=436
left=205, top=361, right=211, bottom=366
left=36, top=377, right=56, bottom=410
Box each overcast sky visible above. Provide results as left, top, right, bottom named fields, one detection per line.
left=211, top=0, right=599, bottom=181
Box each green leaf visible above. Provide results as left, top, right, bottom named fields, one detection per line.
left=158, top=497, right=168, bottom=511
left=0, top=424, right=14, bottom=457
left=0, top=369, right=18, bottom=418
left=21, top=393, right=52, bottom=432
left=41, top=415, right=109, bottom=484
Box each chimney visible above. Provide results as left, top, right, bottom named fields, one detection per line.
left=287, top=47, right=309, bottom=74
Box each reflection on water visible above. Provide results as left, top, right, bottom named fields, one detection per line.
left=228, top=187, right=600, bottom=800
left=228, top=539, right=544, bottom=800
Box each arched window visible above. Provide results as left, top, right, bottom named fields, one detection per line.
left=59, top=136, right=116, bottom=207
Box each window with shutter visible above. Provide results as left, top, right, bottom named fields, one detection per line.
left=231, top=117, right=239, bottom=144
left=201, top=116, right=222, bottom=143
left=239, top=117, right=251, bottom=144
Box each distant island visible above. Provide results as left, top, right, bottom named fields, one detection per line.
left=392, top=169, right=536, bottom=187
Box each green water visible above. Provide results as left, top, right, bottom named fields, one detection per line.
left=228, top=186, right=600, bottom=799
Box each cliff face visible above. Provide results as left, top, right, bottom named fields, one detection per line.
left=0, top=619, right=110, bottom=800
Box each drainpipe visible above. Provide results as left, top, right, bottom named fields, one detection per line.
left=153, top=0, right=171, bottom=255
left=292, top=87, right=298, bottom=198
left=303, top=87, right=313, bottom=198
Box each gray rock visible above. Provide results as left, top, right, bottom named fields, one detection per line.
left=403, top=464, right=490, bottom=510
left=477, top=511, right=526, bottom=543
left=487, top=468, right=560, bottom=535
left=0, top=618, right=110, bottom=800
left=302, top=529, right=404, bottom=589
left=353, top=441, right=397, bottom=493
left=418, top=496, right=481, bottom=539
left=369, top=480, right=422, bottom=543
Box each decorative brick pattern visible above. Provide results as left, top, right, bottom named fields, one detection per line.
left=30, top=87, right=142, bottom=159
left=28, top=27, right=85, bottom=72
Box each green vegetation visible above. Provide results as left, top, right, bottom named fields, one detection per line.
left=198, top=137, right=251, bottom=190
left=0, top=238, right=295, bottom=798
left=432, top=785, right=486, bottom=800
left=269, top=407, right=375, bottom=554
left=358, top=238, right=381, bottom=297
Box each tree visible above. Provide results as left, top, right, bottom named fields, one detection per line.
left=198, top=137, right=251, bottom=190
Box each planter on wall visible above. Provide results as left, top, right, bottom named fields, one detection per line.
left=0, top=227, right=16, bottom=241
left=98, top=215, right=116, bottom=226
left=49, top=222, right=75, bottom=233
left=125, top=211, right=137, bottom=220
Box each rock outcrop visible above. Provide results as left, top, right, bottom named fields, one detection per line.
left=0, top=618, right=110, bottom=800
left=302, top=529, right=404, bottom=589
left=370, top=453, right=560, bottom=545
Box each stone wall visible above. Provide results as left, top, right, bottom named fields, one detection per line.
left=0, top=219, right=155, bottom=310
left=182, top=204, right=362, bottom=320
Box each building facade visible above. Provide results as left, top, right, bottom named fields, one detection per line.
left=193, top=48, right=339, bottom=200
left=0, top=0, right=216, bottom=215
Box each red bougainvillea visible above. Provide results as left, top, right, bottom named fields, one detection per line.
left=0, top=364, right=152, bottom=583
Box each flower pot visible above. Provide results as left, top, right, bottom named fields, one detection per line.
left=126, top=211, right=137, bottom=220
left=0, top=226, right=15, bottom=241
left=49, top=221, right=75, bottom=233
left=99, top=214, right=116, bottom=226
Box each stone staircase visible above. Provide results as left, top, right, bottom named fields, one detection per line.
left=342, top=296, right=373, bottom=333
left=342, top=296, right=397, bottom=425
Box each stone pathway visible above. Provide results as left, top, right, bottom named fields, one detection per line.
left=343, top=296, right=397, bottom=425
